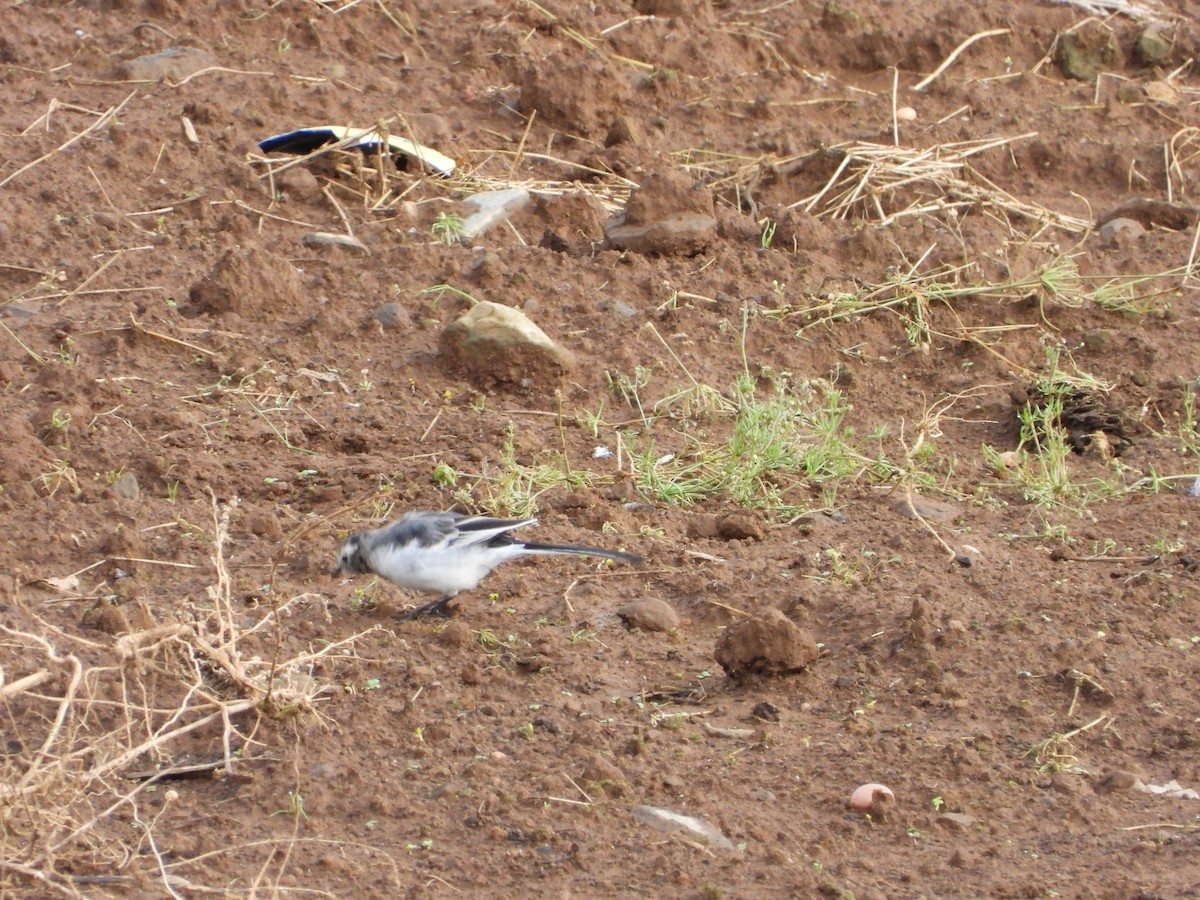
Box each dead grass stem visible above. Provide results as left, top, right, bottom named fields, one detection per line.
left=0, top=496, right=376, bottom=895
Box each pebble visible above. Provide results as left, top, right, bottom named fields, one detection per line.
left=303, top=232, right=369, bottom=253
left=460, top=189, right=531, bottom=239
left=936, top=812, right=977, bottom=831
left=119, top=46, right=216, bottom=82
left=373, top=303, right=411, bottom=330
left=112, top=470, right=139, bottom=501
left=618, top=597, right=680, bottom=632
left=1097, top=770, right=1144, bottom=793
left=631, top=805, right=735, bottom=850
left=893, top=495, right=959, bottom=521
left=438, top=301, right=574, bottom=390
left=1098, top=217, right=1146, bottom=250
left=716, top=511, right=765, bottom=541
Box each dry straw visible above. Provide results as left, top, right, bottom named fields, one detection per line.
left=789, top=135, right=1090, bottom=234
left=0, top=497, right=376, bottom=895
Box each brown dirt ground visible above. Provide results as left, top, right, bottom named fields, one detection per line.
left=3, top=1, right=1200, bottom=897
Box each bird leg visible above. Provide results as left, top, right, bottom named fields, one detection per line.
left=395, top=593, right=456, bottom=620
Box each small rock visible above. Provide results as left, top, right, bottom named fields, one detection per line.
left=466, top=250, right=503, bottom=283
left=303, top=232, right=369, bottom=253
left=583, top=753, right=628, bottom=798
left=1096, top=198, right=1200, bottom=232
left=278, top=167, right=322, bottom=202
left=1137, top=25, right=1172, bottom=66
left=937, top=812, right=977, bottom=831
left=461, top=189, right=531, bottom=240
left=893, top=495, right=958, bottom=522
left=604, top=170, right=717, bottom=256
left=119, top=46, right=216, bottom=82
left=1057, top=23, right=1123, bottom=82
left=750, top=701, right=780, bottom=723
left=1080, top=328, right=1118, bottom=351
left=372, top=303, right=410, bottom=330
left=949, top=848, right=975, bottom=869
left=618, top=597, right=680, bottom=632
left=605, top=115, right=641, bottom=147
left=631, top=805, right=735, bottom=850
left=716, top=511, right=764, bottom=541
left=1116, top=82, right=1145, bottom=104
left=750, top=788, right=777, bottom=802
left=112, top=470, right=139, bottom=502
left=686, top=515, right=719, bottom=539
left=438, top=301, right=575, bottom=391
left=1098, top=217, right=1146, bottom=249
left=715, top=609, right=818, bottom=678
left=1097, top=770, right=1145, bottom=793
left=662, top=774, right=685, bottom=791
left=245, top=511, right=282, bottom=540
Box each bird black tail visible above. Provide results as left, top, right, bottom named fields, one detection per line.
left=520, top=542, right=643, bottom=565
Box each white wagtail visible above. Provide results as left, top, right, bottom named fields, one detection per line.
left=333, top=511, right=642, bottom=619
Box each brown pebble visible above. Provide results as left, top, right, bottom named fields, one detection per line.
left=618, top=597, right=680, bottom=632
left=716, top=511, right=765, bottom=541
left=937, top=812, right=977, bottom=830
left=1097, top=770, right=1143, bottom=793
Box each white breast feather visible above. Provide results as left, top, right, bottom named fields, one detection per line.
left=366, top=537, right=527, bottom=595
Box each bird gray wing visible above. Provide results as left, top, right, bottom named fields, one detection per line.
left=445, top=514, right=537, bottom=549
left=365, top=512, right=536, bottom=554
left=370, top=511, right=461, bottom=551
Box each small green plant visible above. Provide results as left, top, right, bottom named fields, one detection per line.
left=1178, top=383, right=1199, bottom=456
left=431, top=212, right=469, bottom=246
left=45, top=408, right=72, bottom=448
left=575, top=402, right=608, bottom=439
left=467, top=423, right=595, bottom=518
left=39, top=459, right=80, bottom=497
left=624, top=375, right=877, bottom=516
left=420, top=283, right=480, bottom=306
left=270, top=791, right=309, bottom=821
left=1026, top=713, right=1108, bottom=774
left=432, top=462, right=459, bottom=487
left=760, top=220, right=777, bottom=249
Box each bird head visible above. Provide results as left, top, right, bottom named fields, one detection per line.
left=332, top=533, right=368, bottom=576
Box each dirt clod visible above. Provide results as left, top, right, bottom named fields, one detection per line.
left=715, top=609, right=818, bottom=678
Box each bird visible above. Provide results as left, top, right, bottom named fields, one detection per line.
left=332, top=511, right=642, bottom=619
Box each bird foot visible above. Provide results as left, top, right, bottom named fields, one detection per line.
left=395, top=595, right=456, bottom=620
